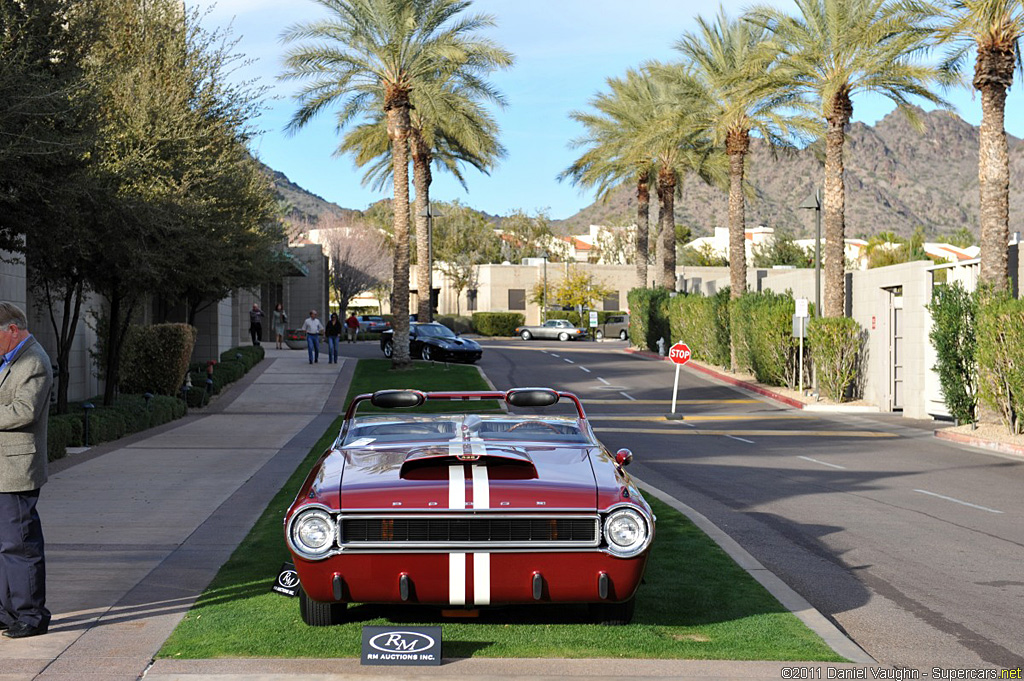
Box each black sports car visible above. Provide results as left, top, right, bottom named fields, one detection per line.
left=380, top=322, right=483, bottom=363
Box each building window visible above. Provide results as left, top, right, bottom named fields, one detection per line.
left=508, top=288, right=526, bottom=310
left=467, top=289, right=478, bottom=312
left=603, top=291, right=620, bottom=311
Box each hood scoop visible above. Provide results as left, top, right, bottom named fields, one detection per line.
left=399, top=443, right=538, bottom=479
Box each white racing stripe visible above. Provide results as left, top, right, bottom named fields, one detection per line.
left=449, top=465, right=466, bottom=509
left=449, top=553, right=466, bottom=605
left=472, top=464, right=490, bottom=509
left=473, top=553, right=491, bottom=605
left=469, top=437, right=487, bottom=460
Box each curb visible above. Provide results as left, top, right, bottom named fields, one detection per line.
left=935, top=428, right=1024, bottom=459
left=637, top=479, right=876, bottom=665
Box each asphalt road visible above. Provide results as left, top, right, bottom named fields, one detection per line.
left=477, top=337, right=1024, bottom=671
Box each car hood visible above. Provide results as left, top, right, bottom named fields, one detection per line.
left=424, top=337, right=478, bottom=348
left=326, top=442, right=600, bottom=511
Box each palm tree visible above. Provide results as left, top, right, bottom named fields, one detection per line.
left=671, top=8, right=815, bottom=305
left=928, top=0, right=1023, bottom=291
left=748, top=0, right=949, bottom=316
left=281, top=0, right=503, bottom=367
left=561, top=69, right=659, bottom=290
left=339, top=75, right=511, bottom=323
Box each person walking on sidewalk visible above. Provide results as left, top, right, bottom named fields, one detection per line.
left=0, top=302, right=52, bottom=639
left=302, top=310, right=324, bottom=364
left=325, top=313, right=342, bottom=364
left=248, top=303, right=264, bottom=347
left=272, top=303, right=287, bottom=350
left=345, top=312, right=359, bottom=343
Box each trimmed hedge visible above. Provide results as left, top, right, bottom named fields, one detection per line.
left=627, top=288, right=671, bottom=352
left=928, top=282, right=977, bottom=425
left=472, top=312, right=525, bottom=336
left=807, top=317, right=864, bottom=402
left=730, top=291, right=799, bottom=388
left=435, top=315, right=474, bottom=335
left=47, top=414, right=83, bottom=462
left=120, top=323, right=198, bottom=396
left=976, top=293, right=1024, bottom=434
left=48, top=393, right=187, bottom=460
left=668, top=290, right=730, bottom=367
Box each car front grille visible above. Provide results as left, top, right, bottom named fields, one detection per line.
left=340, top=515, right=599, bottom=548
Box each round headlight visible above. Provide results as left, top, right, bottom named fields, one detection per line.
left=292, top=509, right=336, bottom=557
left=603, top=508, right=649, bottom=557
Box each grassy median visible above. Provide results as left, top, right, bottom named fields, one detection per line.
left=158, top=359, right=843, bottom=661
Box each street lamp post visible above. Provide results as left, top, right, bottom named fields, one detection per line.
left=541, top=252, right=548, bottom=323
left=798, top=188, right=823, bottom=318
left=417, top=204, right=443, bottom=322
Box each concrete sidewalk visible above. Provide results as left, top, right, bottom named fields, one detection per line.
left=0, top=346, right=869, bottom=681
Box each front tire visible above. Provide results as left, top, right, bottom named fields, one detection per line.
left=619, top=330, right=628, bottom=341
left=299, top=586, right=347, bottom=626
left=558, top=331, right=570, bottom=342
left=422, top=345, right=433, bottom=361
left=520, top=330, right=533, bottom=340
left=382, top=341, right=393, bottom=358
left=595, top=330, right=604, bottom=341
left=590, top=596, right=635, bottom=626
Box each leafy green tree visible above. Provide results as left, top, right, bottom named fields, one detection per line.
left=282, top=0, right=505, bottom=367
left=530, top=267, right=613, bottom=316
left=751, top=230, right=813, bottom=268
left=431, top=200, right=500, bottom=314
left=499, top=209, right=555, bottom=263
left=680, top=242, right=729, bottom=266
left=748, top=0, right=949, bottom=316
left=927, top=0, right=1024, bottom=291
left=928, top=281, right=977, bottom=425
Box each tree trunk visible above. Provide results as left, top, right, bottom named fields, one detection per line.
left=43, top=279, right=84, bottom=415
left=387, top=97, right=413, bottom=368
left=411, top=130, right=433, bottom=321
left=658, top=166, right=677, bottom=290
left=975, top=47, right=1013, bottom=292
left=726, top=128, right=749, bottom=372
left=634, top=170, right=650, bottom=290
left=823, top=92, right=851, bottom=317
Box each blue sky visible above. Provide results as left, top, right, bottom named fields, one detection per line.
left=194, top=0, right=1024, bottom=221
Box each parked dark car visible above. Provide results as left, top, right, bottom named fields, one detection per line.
left=357, top=315, right=391, bottom=334
left=380, top=322, right=482, bottom=363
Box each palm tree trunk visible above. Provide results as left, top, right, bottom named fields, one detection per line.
left=411, top=130, right=433, bottom=321
left=823, top=96, right=850, bottom=317
left=387, top=98, right=413, bottom=368
left=727, top=129, right=749, bottom=372
left=976, top=48, right=1013, bottom=292
left=658, top=167, right=677, bottom=289
left=634, top=170, right=650, bottom=289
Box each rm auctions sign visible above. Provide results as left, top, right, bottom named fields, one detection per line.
left=668, top=342, right=691, bottom=365
left=361, top=626, right=442, bottom=666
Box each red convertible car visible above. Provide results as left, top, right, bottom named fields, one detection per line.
left=284, top=387, right=654, bottom=626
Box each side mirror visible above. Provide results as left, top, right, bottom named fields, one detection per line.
left=615, top=449, right=633, bottom=467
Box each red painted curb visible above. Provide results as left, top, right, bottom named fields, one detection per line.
left=935, top=429, right=1024, bottom=458
left=623, top=348, right=805, bottom=409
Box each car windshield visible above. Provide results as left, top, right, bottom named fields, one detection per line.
left=416, top=324, right=456, bottom=339
left=343, top=415, right=590, bottom=445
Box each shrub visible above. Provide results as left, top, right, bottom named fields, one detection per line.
left=220, top=344, right=264, bottom=371
left=627, top=288, right=671, bottom=352
left=928, top=282, right=977, bottom=425
left=669, top=290, right=730, bottom=367
left=472, top=312, right=525, bottom=336
left=47, top=414, right=82, bottom=462
left=808, top=317, right=864, bottom=402
left=120, top=323, right=198, bottom=396
left=435, top=315, right=473, bottom=335
left=731, top=291, right=799, bottom=387
left=976, top=292, right=1024, bottom=434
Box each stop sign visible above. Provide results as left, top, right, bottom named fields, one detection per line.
left=668, top=342, right=691, bottom=365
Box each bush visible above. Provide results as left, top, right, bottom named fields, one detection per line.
left=976, top=292, right=1024, bottom=434
left=47, top=414, right=82, bottom=462
left=120, top=323, right=198, bottom=396
left=435, top=315, right=474, bottom=335
left=220, top=344, right=264, bottom=371
left=472, top=312, right=525, bottom=336
left=928, top=282, right=977, bottom=425
left=669, top=290, right=730, bottom=367
left=808, top=317, right=864, bottom=402
left=731, top=291, right=800, bottom=387
left=627, top=288, right=671, bottom=352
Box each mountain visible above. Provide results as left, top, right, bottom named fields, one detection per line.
left=262, top=163, right=361, bottom=226
left=554, top=107, right=1024, bottom=240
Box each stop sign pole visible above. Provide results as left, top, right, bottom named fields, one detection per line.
left=668, top=342, right=691, bottom=419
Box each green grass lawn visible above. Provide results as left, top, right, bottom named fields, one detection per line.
left=157, top=359, right=844, bottom=662
left=346, top=359, right=502, bottom=413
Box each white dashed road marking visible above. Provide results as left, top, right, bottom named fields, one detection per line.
left=798, top=455, right=847, bottom=470
left=597, top=377, right=610, bottom=385
left=580, top=366, right=591, bottom=373
left=726, top=435, right=755, bottom=444
left=913, top=489, right=1003, bottom=514
left=619, top=392, right=636, bottom=401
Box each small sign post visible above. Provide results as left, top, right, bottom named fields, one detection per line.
left=794, top=299, right=810, bottom=392
left=667, top=342, right=691, bottom=419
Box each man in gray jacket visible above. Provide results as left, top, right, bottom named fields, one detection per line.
left=0, top=302, right=52, bottom=638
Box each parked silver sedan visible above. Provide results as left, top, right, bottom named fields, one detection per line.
left=515, top=319, right=587, bottom=341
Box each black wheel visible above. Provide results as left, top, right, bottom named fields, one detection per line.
left=595, top=330, right=604, bottom=340
left=520, top=330, right=533, bottom=340
left=299, top=586, right=347, bottom=626
left=558, top=331, right=570, bottom=342
left=619, top=330, right=628, bottom=341
left=382, top=341, right=393, bottom=358
left=589, top=596, right=635, bottom=626
left=422, top=345, right=433, bottom=361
